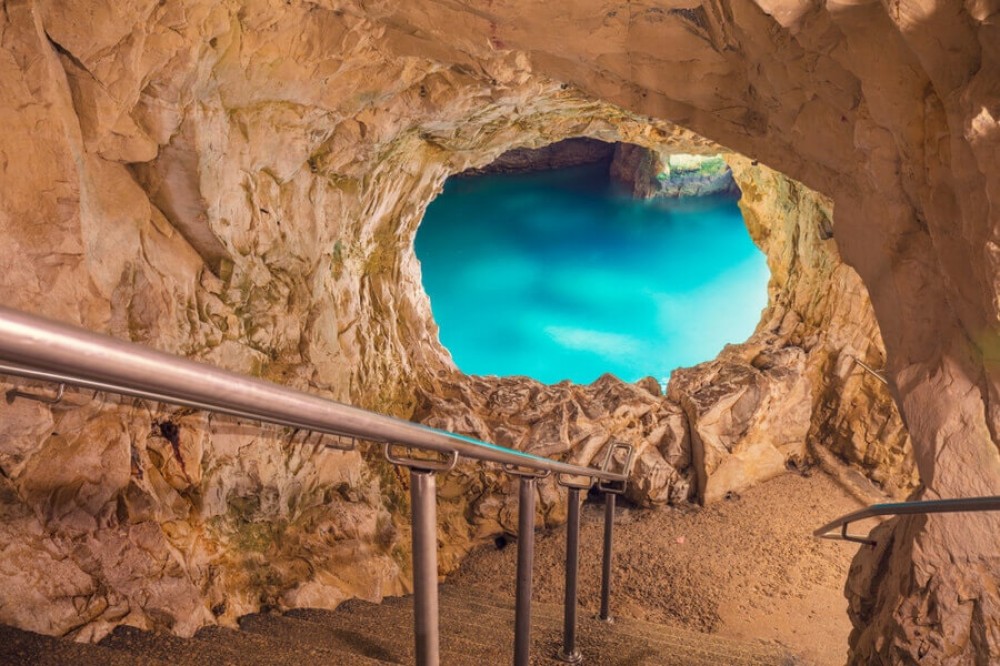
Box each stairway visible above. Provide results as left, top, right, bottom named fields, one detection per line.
left=0, top=585, right=795, bottom=665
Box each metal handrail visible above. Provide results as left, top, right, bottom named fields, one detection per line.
left=849, top=354, right=888, bottom=385
left=0, top=304, right=636, bottom=666
left=0, top=306, right=626, bottom=483
left=814, top=496, right=1000, bottom=545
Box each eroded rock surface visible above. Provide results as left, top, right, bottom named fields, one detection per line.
left=418, top=373, right=692, bottom=515
left=461, top=137, right=615, bottom=175
left=0, top=0, right=995, bottom=661
left=611, top=144, right=739, bottom=198
left=0, top=4, right=743, bottom=639
left=669, top=346, right=811, bottom=504
left=730, top=157, right=917, bottom=499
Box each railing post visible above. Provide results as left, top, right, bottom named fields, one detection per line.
left=558, top=486, right=583, bottom=663
left=514, top=475, right=536, bottom=666
left=598, top=491, right=615, bottom=622
left=410, top=469, right=440, bottom=666
left=385, top=444, right=458, bottom=666
left=595, top=442, right=633, bottom=624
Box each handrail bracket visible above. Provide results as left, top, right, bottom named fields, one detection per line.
left=6, top=381, right=66, bottom=406
left=384, top=442, right=458, bottom=473
left=597, top=443, right=635, bottom=495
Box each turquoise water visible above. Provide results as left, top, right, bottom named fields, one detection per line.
left=415, top=162, right=769, bottom=386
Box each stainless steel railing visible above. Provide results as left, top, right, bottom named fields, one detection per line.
left=0, top=306, right=627, bottom=481
left=849, top=354, right=888, bottom=385
left=815, top=496, right=1000, bottom=546
left=0, top=305, right=633, bottom=665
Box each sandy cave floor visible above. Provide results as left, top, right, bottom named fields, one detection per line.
left=447, top=470, right=874, bottom=666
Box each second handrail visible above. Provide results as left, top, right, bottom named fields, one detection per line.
left=814, top=496, right=1000, bottom=545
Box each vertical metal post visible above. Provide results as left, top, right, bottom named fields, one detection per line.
left=599, top=492, right=615, bottom=622
left=411, top=469, right=440, bottom=666
left=558, top=487, right=583, bottom=663
left=514, top=476, right=536, bottom=666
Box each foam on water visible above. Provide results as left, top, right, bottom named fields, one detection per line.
left=415, top=162, right=769, bottom=386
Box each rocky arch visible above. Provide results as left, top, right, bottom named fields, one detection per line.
left=380, top=4, right=1000, bottom=662
left=0, top=0, right=996, bottom=662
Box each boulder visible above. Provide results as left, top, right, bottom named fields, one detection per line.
left=669, top=347, right=811, bottom=504
left=415, top=369, right=699, bottom=569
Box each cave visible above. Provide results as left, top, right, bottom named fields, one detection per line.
left=0, top=2, right=997, bottom=665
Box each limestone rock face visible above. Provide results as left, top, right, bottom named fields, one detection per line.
left=414, top=373, right=694, bottom=568
left=669, top=346, right=811, bottom=504
left=461, top=137, right=615, bottom=175
left=729, top=157, right=917, bottom=499
left=0, top=3, right=733, bottom=639
left=611, top=145, right=739, bottom=199
left=421, top=374, right=691, bottom=496
left=0, top=0, right=996, bottom=661
left=609, top=143, right=660, bottom=197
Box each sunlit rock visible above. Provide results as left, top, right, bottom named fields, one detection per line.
left=669, top=347, right=810, bottom=504
left=611, top=145, right=739, bottom=199
left=416, top=373, right=696, bottom=540
left=0, top=0, right=995, bottom=660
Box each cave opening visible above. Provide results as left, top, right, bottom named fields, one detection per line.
left=415, top=138, right=769, bottom=386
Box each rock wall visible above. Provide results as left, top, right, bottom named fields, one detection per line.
left=731, top=157, right=917, bottom=498
left=1, top=0, right=995, bottom=661
left=459, top=137, right=615, bottom=175
left=415, top=373, right=692, bottom=571
left=611, top=145, right=740, bottom=198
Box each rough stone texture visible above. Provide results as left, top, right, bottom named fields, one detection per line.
left=416, top=373, right=693, bottom=521
left=730, top=157, right=917, bottom=499
left=611, top=144, right=739, bottom=198
left=460, top=137, right=615, bottom=175
left=0, top=0, right=995, bottom=662
left=668, top=346, right=811, bottom=504
left=609, top=143, right=660, bottom=197
left=0, top=1, right=726, bottom=642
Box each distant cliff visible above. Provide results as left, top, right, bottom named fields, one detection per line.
left=611, top=145, right=739, bottom=199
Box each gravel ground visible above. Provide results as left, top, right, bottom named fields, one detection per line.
left=447, top=469, right=870, bottom=666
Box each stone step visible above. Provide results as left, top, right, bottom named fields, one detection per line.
left=440, top=585, right=793, bottom=665
left=276, top=605, right=503, bottom=666
left=194, top=623, right=398, bottom=665
left=0, top=585, right=795, bottom=666
left=0, top=624, right=170, bottom=666
left=309, top=586, right=792, bottom=666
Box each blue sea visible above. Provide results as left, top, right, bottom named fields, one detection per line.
left=415, top=162, right=768, bottom=386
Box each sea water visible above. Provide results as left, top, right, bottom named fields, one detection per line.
left=414, top=162, right=769, bottom=386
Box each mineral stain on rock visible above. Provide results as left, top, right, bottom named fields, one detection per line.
left=155, top=420, right=185, bottom=475
left=129, top=443, right=143, bottom=480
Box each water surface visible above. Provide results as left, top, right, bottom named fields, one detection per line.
left=415, top=163, right=768, bottom=386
